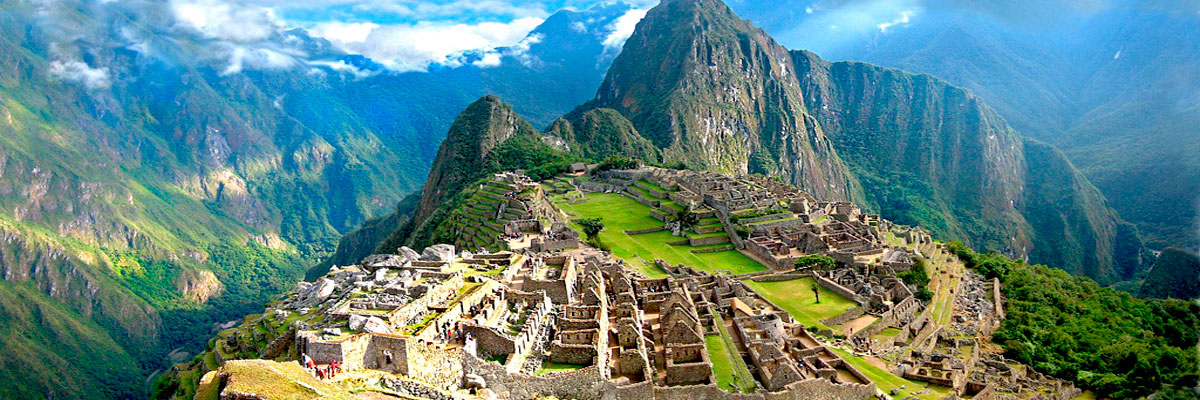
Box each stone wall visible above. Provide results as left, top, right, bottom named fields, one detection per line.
left=549, top=341, right=597, bottom=365
left=820, top=307, right=866, bottom=327
left=739, top=213, right=793, bottom=224
left=748, top=218, right=807, bottom=234
left=405, top=340, right=464, bottom=390
left=531, top=238, right=579, bottom=253
left=880, top=296, right=921, bottom=327
left=811, top=273, right=863, bottom=306
left=748, top=273, right=805, bottom=283
left=463, top=352, right=607, bottom=400
left=364, top=334, right=408, bottom=374
left=466, top=324, right=516, bottom=358
left=386, top=274, right=465, bottom=326
left=690, top=235, right=731, bottom=246
left=575, top=180, right=625, bottom=193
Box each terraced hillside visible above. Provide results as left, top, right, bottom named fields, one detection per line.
left=438, top=176, right=563, bottom=252
left=554, top=181, right=764, bottom=277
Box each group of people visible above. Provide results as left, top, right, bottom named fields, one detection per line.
left=436, top=320, right=466, bottom=343
left=301, top=353, right=343, bottom=380
left=498, top=232, right=525, bottom=242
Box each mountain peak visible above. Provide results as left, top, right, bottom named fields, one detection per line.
left=584, top=0, right=856, bottom=200
left=413, top=96, right=536, bottom=225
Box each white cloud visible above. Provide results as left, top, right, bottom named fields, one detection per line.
left=877, top=9, right=915, bottom=32
left=170, top=0, right=280, bottom=42
left=219, top=44, right=299, bottom=75
left=48, top=59, right=111, bottom=89
left=570, top=21, right=587, bottom=33
left=307, top=59, right=375, bottom=78
left=348, top=0, right=552, bottom=20
left=473, top=52, right=502, bottom=67
left=602, top=7, right=649, bottom=51
left=310, top=17, right=543, bottom=72
left=504, top=33, right=543, bottom=67
left=309, top=21, right=379, bottom=44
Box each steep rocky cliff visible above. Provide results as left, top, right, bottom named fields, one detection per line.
left=562, top=0, right=1144, bottom=281
left=791, top=52, right=1143, bottom=280
left=583, top=0, right=861, bottom=201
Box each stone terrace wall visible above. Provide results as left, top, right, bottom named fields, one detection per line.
left=821, top=307, right=866, bottom=327
left=576, top=179, right=625, bottom=193
left=749, top=273, right=805, bottom=282
left=405, top=341, right=463, bottom=390
left=463, top=352, right=607, bottom=400
left=811, top=273, right=864, bottom=306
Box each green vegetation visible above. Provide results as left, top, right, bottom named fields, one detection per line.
left=555, top=193, right=764, bottom=277
left=0, top=281, right=146, bottom=399
left=742, top=278, right=856, bottom=330
left=707, top=310, right=754, bottom=393
left=793, top=255, right=835, bottom=271
left=674, top=209, right=700, bottom=231
left=897, top=256, right=933, bottom=302
left=575, top=217, right=606, bottom=240
left=829, top=347, right=951, bottom=400
left=1137, top=247, right=1200, bottom=300
left=595, top=154, right=642, bottom=171
left=545, top=108, right=662, bottom=163
left=948, top=242, right=1200, bottom=399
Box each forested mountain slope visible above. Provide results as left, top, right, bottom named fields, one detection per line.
left=0, top=0, right=629, bottom=397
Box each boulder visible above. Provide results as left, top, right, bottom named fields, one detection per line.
left=323, top=328, right=342, bottom=336
left=375, top=268, right=390, bottom=282
left=349, top=315, right=368, bottom=331
left=362, top=317, right=392, bottom=334
left=464, top=374, right=487, bottom=390
left=294, top=278, right=336, bottom=308
left=363, top=254, right=406, bottom=268
left=398, top=246, right=421, bottom=262
left=421, top=244, right=456, bottom=262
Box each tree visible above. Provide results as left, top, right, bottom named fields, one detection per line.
left=596, top=155, right=640, bottom=171
left=575, top=217, right=605, bottom=240
left=675, top=209, right=700, bottom=231
left=794, top=255, right=836, bottom=271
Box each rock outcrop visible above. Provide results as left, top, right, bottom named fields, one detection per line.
left=583, top=0, right=860, bottom=201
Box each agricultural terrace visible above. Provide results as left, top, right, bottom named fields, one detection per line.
left=554, top=192, right=765, bottom=277
left=830, top=348, right=952, bottom=400
left=741, top=278, right=857, bottom=330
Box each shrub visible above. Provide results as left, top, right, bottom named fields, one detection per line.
left=575, top=217, right=605, bottom=240
left=794, top=255, right=836, bottom=271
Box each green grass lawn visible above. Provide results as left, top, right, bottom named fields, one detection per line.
left=742, top=278, right=857, bottom=330
left=556, top=193, right=765, bottom=277
left=707, top=310, right=756, bottom=393
left=830, top=347, right=951, bottom=400
left=706, top=335, right=751, bottom=393
left=875, top=327, right=902, bottom=338
left=637, top=179, right=668, bottom=192
left=536, top=361, right=585, bottom=375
